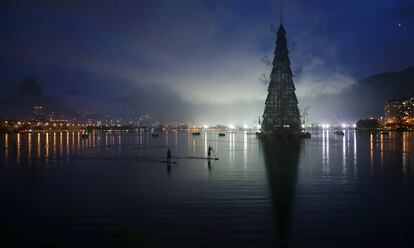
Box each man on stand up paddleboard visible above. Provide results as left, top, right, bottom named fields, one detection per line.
left=166, top=148, right=171, bottom=163
left=208, top=146, right=214, bottom=158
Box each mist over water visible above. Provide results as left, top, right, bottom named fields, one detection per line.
left=1, top=131, right=414, bottom=247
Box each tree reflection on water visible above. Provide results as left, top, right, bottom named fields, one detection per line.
left=261, top=137, right=302, bottom=247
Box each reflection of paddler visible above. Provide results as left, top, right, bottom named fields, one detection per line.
left=166, top=148, right=172, bottom=176
left=167, top=162, right=171, bottom=176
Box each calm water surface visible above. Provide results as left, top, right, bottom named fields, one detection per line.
left=1, top=130, right=414, bottom=247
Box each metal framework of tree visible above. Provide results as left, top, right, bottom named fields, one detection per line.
left=262, top=24, right=301, bottom=132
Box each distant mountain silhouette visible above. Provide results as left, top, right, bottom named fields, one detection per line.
left=358, top=66, right=414, bottom=98
left=0, top=77, right=73, bottom=119
left=309, top=66, right=414, bottom=122
left=118, top=85, right=193, bottom=122
left=350, top=66, right=414, bottom=117
left=14, top=76, right=44, bottom=98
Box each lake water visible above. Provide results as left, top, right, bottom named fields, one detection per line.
left=1, top=130, right=414, bottom=247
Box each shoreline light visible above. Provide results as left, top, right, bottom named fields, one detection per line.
left=321, top=124, right=331, bottom=129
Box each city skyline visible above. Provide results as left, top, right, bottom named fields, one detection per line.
left=1, top=0, right=414, bottom=124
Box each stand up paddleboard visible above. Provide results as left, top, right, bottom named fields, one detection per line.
left=184, top=156, right=219, bottom=161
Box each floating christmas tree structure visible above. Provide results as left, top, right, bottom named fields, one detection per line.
left=262, top=24, right=301, bottom=134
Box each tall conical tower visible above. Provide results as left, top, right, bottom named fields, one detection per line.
left=262, top=24, right=301, bottom=133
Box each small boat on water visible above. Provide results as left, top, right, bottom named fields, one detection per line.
left=296, top=131, right=311, bottom=139
left=192, top=132, right=201, bottom=135
left=334, top=130, right=345, bottom=135
left=380, top=131, right=389, bottom=135
left=218, top=133, right=225, bottom=137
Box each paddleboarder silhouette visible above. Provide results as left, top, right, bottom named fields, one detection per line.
left=166, top=148, right=171, bottom=162
left=208, top=146, right=214, bottom=157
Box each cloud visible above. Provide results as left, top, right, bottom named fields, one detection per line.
left=296, top=57, right=356, bottom=98
left=118, top=85, right=194, bottom=122
left=42, top=0, right=272, bottom=108
left=170, top=51, right=267, bottom=105
left=2, top=0, right=413, bottom=124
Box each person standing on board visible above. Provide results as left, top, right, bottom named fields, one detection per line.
left=207, top=146, right=214, bottom=157
left=166, top=148, right=171, bottom=162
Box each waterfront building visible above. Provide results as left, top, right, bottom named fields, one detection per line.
left=406, top=96, right=414, bottom=122
left=262, top=24, right=301, bottom=133
left=385, top=97, right=414, bottom=124
left=33, top=106, right=45, bottom=121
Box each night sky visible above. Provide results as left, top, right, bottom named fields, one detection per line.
left=1, top=0, right=413, bottom=124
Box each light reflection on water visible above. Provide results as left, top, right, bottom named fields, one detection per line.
left=380, top=133, right=384, bottom=168
left=45, top=133, right=49, bottom=161
left=16, top=133, right=20, bottom=163
left=370, top=132, right=374, bottom=168
left=403, top=132, right=408, bottom=175
left=1, top=130, right=414, bottom=180
left=342, top=131, right=346, bottom=176
left=1, top=130, right=414, bottom=179
left=28, top=133, right=32, bottom=161
left=0, top=130, right=414, bottom=247
left=322, top=129, right=330, bottom=175
left=353, top=131, right=357, bottom=178
left=243, top=131, right=248, bottom=166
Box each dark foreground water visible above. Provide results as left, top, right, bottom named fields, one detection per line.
left=1, top=130, right=414, bottom=247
